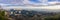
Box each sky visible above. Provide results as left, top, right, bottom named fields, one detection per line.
left=0, top=0, right=60, bottom=6
left=0, top=0, right=60, bottom=12
left=0, top=0, right=24, bottom=6
left=0, top=0, right=22, bottom=4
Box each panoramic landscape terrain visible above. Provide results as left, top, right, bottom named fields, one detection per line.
left=0, top=5, right=60, bottom=20
left=0, top=0, right=60, bottom=20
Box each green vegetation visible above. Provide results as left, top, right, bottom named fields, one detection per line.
left=44, top=14, right=60, bottom=20
left=0, top=10, right=8, bottom=20
left=0, top=10, right=60, bottom=20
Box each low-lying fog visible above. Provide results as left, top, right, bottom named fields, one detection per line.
left=1, top=5, right=60, bottom=12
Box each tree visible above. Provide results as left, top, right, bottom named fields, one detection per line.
left=0, top=10, right=7, bottom=20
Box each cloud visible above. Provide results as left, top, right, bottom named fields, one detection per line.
left=0, top=0, right=60, bottom=6
left=0, top=0, right=23, bottom=4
